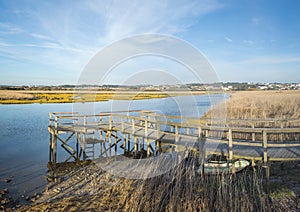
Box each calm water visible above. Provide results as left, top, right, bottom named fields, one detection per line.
left=0, top=94, right=226, bottom=199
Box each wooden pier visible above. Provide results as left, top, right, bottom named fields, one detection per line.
left=47, top=110, right=300, bottom=188
left=48, top=110, right=300, bottom=165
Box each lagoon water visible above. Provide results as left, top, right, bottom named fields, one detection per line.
left=0, top=94, right=227, bottom=199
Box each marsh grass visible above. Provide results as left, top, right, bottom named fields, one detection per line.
left=0, top=91, right=171, bottom=104
left=206, top=91, right=300, bottom=141
left=207, top=90, right=300, bottom=120
left=121, top=153, right=269, bottom=211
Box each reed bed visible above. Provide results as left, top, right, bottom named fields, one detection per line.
left=209, top=90, right=300, bottom=120
left=206, top=90, right=300, bottom=141
left=123, top=154, right=269, bottom=211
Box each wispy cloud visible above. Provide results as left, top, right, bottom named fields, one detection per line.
left=87, top=0, right=224, bottom=44
left=0, top=22, right=23, bottom=34
left=240, top=55, right=300, bottom=64
left=225, top=36, right=232, bottom=42
left=30, top=33, right=54, bottom=41
left=0, top=0, right=224, bottom=83
left=243, top=40, right=254, bottom=45
left=251, top=17, right=260, bottom=25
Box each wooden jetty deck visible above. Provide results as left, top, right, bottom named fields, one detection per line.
left=48, top=110, right=300, bottom=167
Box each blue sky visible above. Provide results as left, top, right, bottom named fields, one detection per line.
left=0, top=0, right=299, bottom=85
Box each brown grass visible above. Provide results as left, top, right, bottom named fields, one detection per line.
left=208, top=90, right=300, bottom=120
left=0, top=90, right=35, bottom=100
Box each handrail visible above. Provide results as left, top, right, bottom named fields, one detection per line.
left=48, top=110, right=300, bottom=162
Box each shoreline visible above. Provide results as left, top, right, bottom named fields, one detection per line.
left=0, top=90, right=212, bottom=105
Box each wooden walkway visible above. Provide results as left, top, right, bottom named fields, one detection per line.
left=48, top=110, right=300, bottom=166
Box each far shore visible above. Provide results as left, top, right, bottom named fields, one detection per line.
left=1, top=89, right=299, bottom=105
left=0, top=89, right=210, bottom=104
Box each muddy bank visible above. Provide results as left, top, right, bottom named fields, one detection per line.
left=1, top=159, right=298, bottom=211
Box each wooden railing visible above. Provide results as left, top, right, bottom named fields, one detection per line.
left=49, top=110, right=300, bottom=161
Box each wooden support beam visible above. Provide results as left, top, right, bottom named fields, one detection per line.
left=134, top=137, right=138, bottom=156
left=54, top=116, right=58, bottom=128
left=127, top=134, right=131, bottom=151
left=147, top=138, right=151, bottom=157
left=121, top=116, right=124, bottom=132
left=231, top=162, right=236, bottom=174
left=76, top=133, right=80, bottom=161
left=99, top=131, right=104, bottom=158
left=156, top=116, right=160, bottom=140
left=132, top=118, right=135, bottom=135
left=145, top=119, right=148, bottom=138
left=114, top=131, right=117, bottom=153
left=109, top=115, right=112, bottom=130
left=280, top=122, right=284, bottom=141
left=49, top=133, right=52, bottom=162
left=251, top=122, right=255, bottom=141
left=52, top=132, right=57, bottom=164
left=108, top=132, right=112, bottom=157
left=198, top=127, right=205, bottom=176
left=228, top=129, right=233, bottom=161
left=263, top=130, right=268, bottom=164
left=205, top=129, right=209, bottom=137
left=175, top=125, right=179, bottom=142
left=123, top=133, right=127, bottom=152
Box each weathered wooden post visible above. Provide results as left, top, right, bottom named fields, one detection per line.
left=251, top=122, right=255, bottom=141
left=227, top=128, right=235, bottom=173
left=134, top=137, right=138, bottom=157
left=263, top=130, right=268, bottom=164
left=198, top=126, right=205, bottom=176
left=76, top=132, right=80, bottom=161
left=114, top=131, right=117, bottom=154
left=127, top=134, right=131, bottom=152
left=228, top=129, right=233, bottom=161
left=49, top=113, right=53, bottom=126
left=54, top=116, right=58, bottom=128
left=49, top=132, right=53, bottom=162
left=262, top=130, right=270, bottom=192
left=156, top=115, right=160, bottom=139
left=99, top=131, right=103, bottom=158
left=121, top=116, right=124, bottom=132
left=83, top=115, right=87, bottom=161
left=123, top=134, right=127, bottom=153
left=132, top=118, right=135, bottom=135
left=186, top=127, right=190, bottom=135
left=280, top=121, right=284, bottom=141
left=145, top=119, right=151, bottom=157
left=205, top=129, right=209, bottom=137
left=52, top=131, right=57, bottom=165
left=175, top=124, right=179, bottom=142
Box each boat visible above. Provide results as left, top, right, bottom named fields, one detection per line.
left=196, top=158, right=250, bottom=175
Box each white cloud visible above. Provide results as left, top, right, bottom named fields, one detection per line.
left=30, top=33, right=54, bottom=41
left=0, top=0, right=225, bottom=84
left=87, top=0, right=224, bottom=44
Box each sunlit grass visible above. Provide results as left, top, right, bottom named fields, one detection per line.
left=0, top=91, right=174, bottom=104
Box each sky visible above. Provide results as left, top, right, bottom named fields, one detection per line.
left=0, top=0, right=299, bottom=85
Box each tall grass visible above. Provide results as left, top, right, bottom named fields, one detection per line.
left=206, top=91, right=300, bottom=141
left=208, top=90, right=300, bottom=120
left=122, top=154, right=269, bottom=211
